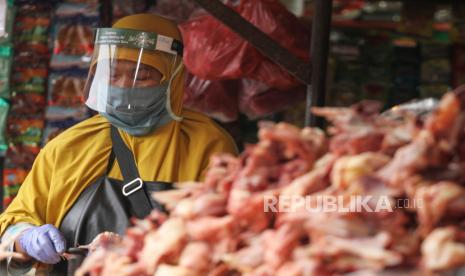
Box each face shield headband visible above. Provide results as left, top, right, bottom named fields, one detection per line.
left=94, top=28, right=183, bottom=56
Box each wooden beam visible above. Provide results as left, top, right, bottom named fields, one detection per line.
left=306, top=0, right=333, bottom=127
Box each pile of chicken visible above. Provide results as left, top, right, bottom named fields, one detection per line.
left=77, top=88, right=465, bottom=276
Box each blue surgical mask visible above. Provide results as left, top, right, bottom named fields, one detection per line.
left=101, top=83, right=172, bottom=136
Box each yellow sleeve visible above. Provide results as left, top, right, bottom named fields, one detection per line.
left=0, top=146, right=55, bottom=235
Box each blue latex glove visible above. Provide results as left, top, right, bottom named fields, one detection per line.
left=18, top=224, right=66, bottom=264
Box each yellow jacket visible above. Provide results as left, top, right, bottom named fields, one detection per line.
left=0, top=14, right=238, bottom=234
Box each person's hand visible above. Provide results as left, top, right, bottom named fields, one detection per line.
left=17, top=224, right=66, bottom=264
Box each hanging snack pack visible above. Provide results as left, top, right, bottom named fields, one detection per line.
left=3, top=168, right=28, bottom=207
left=11, top=64, right=48, bottom=94
left=50, top=18, right=97, bottom=69
left=41, top=1, right=98, bottom=148
left=0, top=99, right=8, bottom=152
left=10, top=93, right=46, bottom=117
left=14, top=4, right=51, bottom=56
left=50, top=2, right=99, bottom=70
left=2, top=2, right=54, bottom=208
left=48, top=71, right=86, bottom=107
left=7, top=117, right=44, bottom=144
left=0, top=45, right=12, bottom=98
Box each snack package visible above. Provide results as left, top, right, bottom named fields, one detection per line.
left=14, top=4, right=52, bottom=56
left=42, top=118, right=81, bottom=146
left=0, top=98, right=8, bottom=152
left=0, top=45, right=12, bottom=98
left=4, top=143, right=40, bottom=169
left=13, top=51, right=49, bottom=66
left=7, top=118, right=44, bottom=144
left=11, top=64, right=48, bottom=94
left=3, top=168, right=29, bottom=208
left=50, top=16, right=98, bottom=69
left=14, top=16, right=50, bottom=45
left=10, top=93, right=46, bottom=117
left=48, top=71, right=86, bottom=107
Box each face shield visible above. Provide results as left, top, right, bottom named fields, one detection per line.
left=83, top=28, right=183, bottom=119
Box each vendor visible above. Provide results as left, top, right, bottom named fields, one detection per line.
left=0, top=13, right=237, bottom=274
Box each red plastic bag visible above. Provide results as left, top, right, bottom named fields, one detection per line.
left=180, top=0, right=310, bottom=90
left=183, top=72, right=240, bottom=122
left=239, top=79, right=306, bottom=119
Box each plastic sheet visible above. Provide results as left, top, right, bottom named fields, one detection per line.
left=180, top=0, right=310, bottom=90
left=183, top=72, right=240, bottom=122
left=149, top=0, right=199, bottom=23
left=239, top=79, right=306, bottom=119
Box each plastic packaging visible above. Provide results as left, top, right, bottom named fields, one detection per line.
left=183, top=72, right=240, bottom=122
left=180, top=0, right=310, bottom=90
left=238, top=79, right=306, bottom=119
left=0, top=99, right=8, bottom=153
left=14, top=4, right=52, bottom=56
left=11, top=64, right=48, bottom=94
left=10, top=93, right=46, bottom=117
left=148, top=0, right=199, bottom=23
left=50, top=15, right=98, bottom=69
left=4, top=143, right=40, bottom=169
left=0, top=45, right=12, bottom=98
left=3, top=168, right=29, bottom=208
left=48, top=72, right=86, bottom=107
left=7, top=118, right=44, bottom=144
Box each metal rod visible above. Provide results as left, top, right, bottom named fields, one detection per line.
left=305, top=0, right=333, bottom=127
left=192, top=0, right=311, bottom=85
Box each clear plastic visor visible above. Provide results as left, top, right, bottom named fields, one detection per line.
left=82, top=44, right=175, bottom=113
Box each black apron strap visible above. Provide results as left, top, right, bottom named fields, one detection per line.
left=110, top=126, right=153, bottom=219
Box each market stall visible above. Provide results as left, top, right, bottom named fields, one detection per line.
left=0, top=0, right=464, bottom=275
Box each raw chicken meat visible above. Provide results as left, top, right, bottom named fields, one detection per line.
left=78, top=87, right=465, bottom=275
